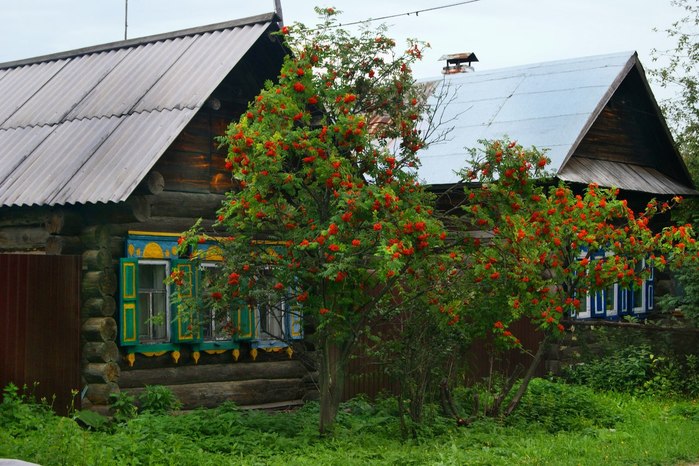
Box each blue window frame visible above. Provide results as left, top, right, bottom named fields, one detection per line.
left=576, top=252, right=653, bottom=320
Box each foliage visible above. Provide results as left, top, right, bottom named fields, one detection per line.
left=439, top=139, right=699, bottom=416
left=658, top=262, right=699, bottom=323
left=0, top=383, right=56, bottom=435
left=651, top=0, right=699, bottom=323
left=652, top=0, right=699, bottom=186
left=2, top=384, right=699, bottom=465
left=457, top=139, right=696, bottom=340
left=137, top=385, right=182, bottom=415
left=507, top=378, right=622, bottom=432
left=178, top=7, right=446, bottom=432
left=108, top=391, right=137, bottom=423
left=563, top=345, right=699, bottom=397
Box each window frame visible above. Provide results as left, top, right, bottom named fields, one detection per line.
left=137, top=259, right=171, bottom=343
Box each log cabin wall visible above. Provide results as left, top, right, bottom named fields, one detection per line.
left=0, top=66, right=317, bottom=413
left=97, top=66, right=314, bottom=411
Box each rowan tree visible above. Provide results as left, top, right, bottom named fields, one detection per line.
left=452, top=139, right=699, bottom=416
left=177, top=8, right=446, bottom=433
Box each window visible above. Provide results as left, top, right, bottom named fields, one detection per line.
left=200, top=262, right=231, bottom=342
left=119, top=233, right=303, bottom=359
left=138, top=261, right=170, bottom=342
left=576, top=252, right=653, bottom=320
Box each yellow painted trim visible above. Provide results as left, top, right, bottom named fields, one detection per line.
left=286, top=347, right=294, bottom=359
left=232, top=349, right=240, bottom=361
left=122, top=303, right=137, bottom=343
left=126, top=353, right=136, bottom=367
left=143, top=242, right=165, bottom=259
left=192, top=351, right=200, bottom=364
left=142, top=351, right=167, bottom=357
left=250, top=348, right=258, bottom=361
left=290, top=313, right=303, bottom=338
left=237, top=308, right=254, bottom=339
left=204, top=349, right=227, bottom=355
left=122, top=262, right=137, bottom=300
left=128, top=231, right=182, bottom=238
left=171, top=351, right=181, bottom=364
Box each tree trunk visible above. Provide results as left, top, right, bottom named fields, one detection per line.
left=318, top=339, right=350, bottom=434
left=504, top=335, right=549, bottom=418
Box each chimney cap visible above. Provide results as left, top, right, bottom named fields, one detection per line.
left=438, top=52, right=479, bottom=65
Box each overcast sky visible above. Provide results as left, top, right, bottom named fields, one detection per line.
left=0, top=0, right=685, bottom=98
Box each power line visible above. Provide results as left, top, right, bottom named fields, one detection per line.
left=332, top=1, right=482, bottom=28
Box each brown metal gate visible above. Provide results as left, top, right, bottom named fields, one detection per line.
left=0, top=254, right=81, bottom=414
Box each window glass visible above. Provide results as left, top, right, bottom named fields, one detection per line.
left=200, top=263, right=230, bottom=341
left=258, top=298, right=285, bottom=341
left=138, top=262, right=169, bottom=342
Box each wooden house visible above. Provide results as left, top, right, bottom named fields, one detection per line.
left=0, top=13, right=315, bottom=412
left=0, top=15, right=695, bottom=412
left=417, top=51, right=696, bottom=320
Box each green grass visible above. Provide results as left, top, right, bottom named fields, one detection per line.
left=1, top=384, right=698, bottom=465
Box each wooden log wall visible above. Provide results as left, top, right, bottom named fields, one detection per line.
left=77, top=224, right=121, bottom=408
left=119, top=360, right=308, bottom=409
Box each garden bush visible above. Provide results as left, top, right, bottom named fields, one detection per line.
left=563, top=344, right=699, bottom=397
left=507, top=378, right=622, bottom=432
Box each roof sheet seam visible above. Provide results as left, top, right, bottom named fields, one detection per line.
left=0, top=103, right=202, bottom=132
left=0, top=59, right=71, bottom=130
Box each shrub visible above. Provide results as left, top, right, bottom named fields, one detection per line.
left=507, top=378, right=622, bottom=432
left=138, top=385, right=181, bottom=414
left=563, top=345, right=699, bottom=397
left=109, top=391, right=137, bottom=423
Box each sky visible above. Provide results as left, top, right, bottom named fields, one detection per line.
left=0, top=0, right=686, bottom=98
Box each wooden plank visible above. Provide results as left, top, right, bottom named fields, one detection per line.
left=119, top=360, right=308, bottom=388
left=124, top=378, right=305, bottom=409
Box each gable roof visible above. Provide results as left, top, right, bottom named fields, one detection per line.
left=0, top=13, right=281, bottom=207
left=417, top=51, right=696, bottom=195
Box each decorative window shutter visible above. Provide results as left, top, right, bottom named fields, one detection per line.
left=234, top=302, right=256, bottom=341
left=285, top=305, right=303, bottom=340
left=119, top=258, right=139, bottom=346
left=171, top=259, right=202, bottom=343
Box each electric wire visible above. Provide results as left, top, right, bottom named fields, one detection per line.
left=317, top=0, right=482, bottom=29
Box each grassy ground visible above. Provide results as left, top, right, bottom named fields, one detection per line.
left=1, top=380, right=698, bottom=465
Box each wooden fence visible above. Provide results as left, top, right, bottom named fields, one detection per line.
left=0, top=254, right=82, bottom=414
left=343, top=318, right=545, bottom=401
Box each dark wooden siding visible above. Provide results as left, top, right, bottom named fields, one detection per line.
left=152, top=33, right=285, bottom=196
left=575, top=68, right=689, bottom=186
left=0, top=254, right=82, bottom=414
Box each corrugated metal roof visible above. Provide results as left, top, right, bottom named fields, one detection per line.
left=419, top=52, right=697, bottom=194
left=418, top=51, right=635, bottom=186
left=0, top=13, right=278, bottom=207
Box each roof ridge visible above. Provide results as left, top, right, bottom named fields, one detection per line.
left=0, top=12, right=279, bottom=70
left=419, top=51, right=636, bottom=82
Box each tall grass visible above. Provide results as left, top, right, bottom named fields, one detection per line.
left=1, top=382, right=698, bottom=465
